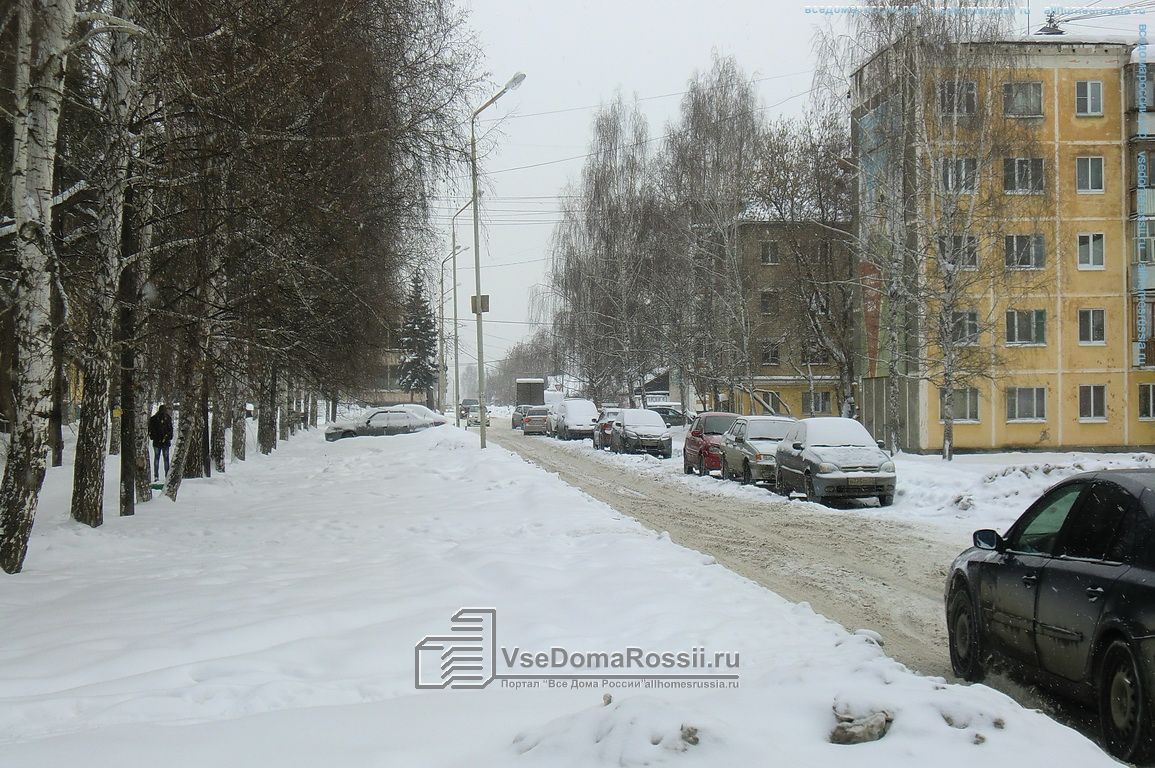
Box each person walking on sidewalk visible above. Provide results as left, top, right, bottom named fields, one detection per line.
left=149, top=404, right=174, bottom=480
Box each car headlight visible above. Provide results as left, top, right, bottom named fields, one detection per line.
left=624, top=430, right=638, bottom=439
left=707, top=445, right=722, bottom=455
left=880, top=461, right=895, bottom=473
left=661, top=431, right=671, bottom=440
left=817, top=462, right=839, bottom=473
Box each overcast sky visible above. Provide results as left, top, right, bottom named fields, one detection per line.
left=436, top=0, right=1155, bottom=382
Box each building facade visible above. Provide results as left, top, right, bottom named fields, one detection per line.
left=853, top=34, right=1155, bottom=452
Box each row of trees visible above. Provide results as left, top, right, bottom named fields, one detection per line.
left=0, top=0, right=481, bottom=573
left=535, top=1, right=1050, bottom=460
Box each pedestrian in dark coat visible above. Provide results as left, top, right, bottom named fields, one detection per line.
left=148, top=404, right=174, bottom=479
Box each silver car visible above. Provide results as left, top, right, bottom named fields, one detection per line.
left=325, top=408, right=433, bottom=441
left=720, top=415, right=795, bottom=485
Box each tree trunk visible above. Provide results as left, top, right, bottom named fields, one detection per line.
left=308, top=393, right=318, bottom=430
left=210, top=392, right=226, bottom=473
left=1, top=0, right=79, bottom=573
left=231, top=400, right=246, bottom=461
left=258, top=368, right=277, bottom=454
left=48, top=271, right=65, bottom=468
left=279, top=377, right=291, bottom=440
left=118, top=255, right=138, bottom=517
left=165, top=387, right=200, bottom=501
left=134, top=375, right=152, bottom=502
left=108, top=360, right=121, bottom=456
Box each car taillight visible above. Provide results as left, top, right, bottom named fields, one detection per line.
left=707, top=446, right=722, bottom=455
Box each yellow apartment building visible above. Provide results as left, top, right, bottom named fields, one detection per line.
left=853, top=33, right=1155, bottom=452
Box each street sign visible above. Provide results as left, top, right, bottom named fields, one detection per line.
left=471, top=295, right=490, bottom=313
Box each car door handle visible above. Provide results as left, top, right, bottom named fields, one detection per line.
left=1021, top=574, right=1038, bottom=587
left=1086, top=586, right=1105, bottom=601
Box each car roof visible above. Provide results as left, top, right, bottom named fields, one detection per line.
left=697, top=411, right=739, bottom=417
left=1059, top=469, right=1155, bottom=503
left=740, top=415, right=796, bottom=423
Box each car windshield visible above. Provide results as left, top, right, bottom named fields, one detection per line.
left=528, top=407, right=549, bottom=416
left=702, top=415, right=737, bottom=435
left=623, top=409, right=666, bottom=429
left=746, top=420, right=792, bottom=440
left=805, top=418, right=876, bottom=447
left=601, top=409, right=620, bottom=419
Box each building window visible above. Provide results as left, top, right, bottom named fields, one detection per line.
left=941, top=158, right=977, bottom=193
left=1075, top=80, right=1103, bottom=116
left=1078, top=308, right=1106, bottom=344
left=1076, top=156, right=1105, bottom=193
left=1006, top=387, right=1046, bottom=421
left=1004, top=234, right=1046, bottom=269
left=759, top=390, right=786, bottom=414
left=1140, top=383, right=1155, bottom=419
left=803, top=391, right=832, bottom=415
left=759, top=290, right=777, bottom=315
left=940, top=387, right=980, bottom=422
left=940, top=81, right=977, bottom=115
left=1139, top=219, right=1155, bottom=264
left=1005, top=309, right=1046, bottom=345
left=803, top=341, right=830, bottom=365
left=1078, top=384, right=1106, bottom=420
left=1003, top=157, right=1044, bottom=193
left=759, top=341, right=780, bottom=366
left=1078, top=233, right=1105, bottom=269
left=760, top=241, right=779, bottom=265
left=1003, top=81, right=1043, bottom=117
left=937, top=234, right=978, bottom=269
left=952, top=311, right=979, bottom=346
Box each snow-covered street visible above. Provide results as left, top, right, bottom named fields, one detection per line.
left=0, top=425, right=1118, bottom=766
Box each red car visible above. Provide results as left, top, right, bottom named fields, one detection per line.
left=683, top=411, right=739, bottom=476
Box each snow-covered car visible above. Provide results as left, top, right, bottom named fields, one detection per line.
left=545, top=401, right=563, bottom=437
left=512, top=405, right=531, bottom=429
left=522, top=405, right=549, bottom=435
left=945, top=471, right=1155, bottom=763
left=720, top=415, right=795, bottom=485
left=683, top=412, right=739, bottom=476
left=466, top=405, right=490, bottom=427
left=325, top=408, right=435, bottom=441
left=394, top=403, right=447, bottom=426
left=610, top=408, right=672, bottom=458
left=775, top=417, right=895, bottom=506
left=648, top=402, right=692, bottom=427
left=554, top=398, right=599, bottom=440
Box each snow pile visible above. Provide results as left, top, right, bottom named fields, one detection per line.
left=0, top=427, right=1113, bottom=766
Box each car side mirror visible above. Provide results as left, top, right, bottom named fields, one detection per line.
left=792, top=441, right=803, bottom=451
left=877, top=439, right=885, bottom=449
left=973, top=529, right=1005, bottom=552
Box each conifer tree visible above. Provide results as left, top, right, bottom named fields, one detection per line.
left=398, top=272, right=438, bottom=405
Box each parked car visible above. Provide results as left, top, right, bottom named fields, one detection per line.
left=774, top=417, right=895, bottom=506
left=395, top=403, right=447, bottom=426
left=945, top=471, right=1155, bottom=763
left=458, top=398, right=478, bottom=421
left=466, top=405, right=490, bottom=427
left=720, top=415, right=795, bottom=485
left=683, top=412, right=739, bottom=476
left=555, top=398, right=599, bottom=440
left=522, top=405, right=550, bottom=435
left=512, top=404, right=531, bottom=429
left=592, top=407, right=621, bottom=450
left=648, top=402, right=692, bottom=427
left=324, top=408, right=434, bottom=441
left=610, top=408, right=672, bottom=458
left=545, top=401, right=563, bottom=437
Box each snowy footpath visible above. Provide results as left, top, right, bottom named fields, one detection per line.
left=0, top=426, right=1115, bottom=766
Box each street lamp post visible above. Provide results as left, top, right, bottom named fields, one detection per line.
left=438, top=245, right=467, bottom=414
left=450, top=200, right=471, bottom=427
left=471, top=71, right=526, bottom=448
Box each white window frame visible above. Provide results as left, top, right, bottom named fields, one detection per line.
left=1077, top=232, right=1105, bottom=270
left=1003, top=157, right=1045, bottom=194
left=760, top=240, right=779, bottom=266
left=1078, top=384, right=1107, bottom=422
left=939, top=387, right=981, bottom=423
left=1075, top=80, right=1103, bottom=116
left=1078, top=308, right=1106, bottom=345
left=1006, top=387, right=1047, bottom=422
left=1004, top=234, right=1046, bottom=270
left=1004, top=81, right=1044, bottom=117
left=937, top=234, right=979, bottom=269
left=941, top=158, right=977, bottom=193
left=1140, top=383, right=1155, bottom=420
left=759, top=340, right=780, bottom=366
left=1076, top=156, right=1105, bottom=194
left=1005, top=309, right=1047, bottom=346
left=759, top=290, right=777, bottom=315
left=951, top=310, right=980, bottom=346
left=802, top=390, right=832, bottom=416
left=940, top=80, right=977, bottom=116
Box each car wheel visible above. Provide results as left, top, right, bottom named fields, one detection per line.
left=662, top=450, right=672, bottom=459
left=804, top=473, right=825, bottom=505
left=343, top=431, right=355, bottom=440
left=742, top=461, right=752, bottom=485
left=947, top=587, right=985, bottom=682
left=1099, top=639, right=1155, bottom=763
left=879, top=494, right=894, bottom=507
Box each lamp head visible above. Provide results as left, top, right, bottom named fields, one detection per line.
left=504, top=72, right=527, bottom=92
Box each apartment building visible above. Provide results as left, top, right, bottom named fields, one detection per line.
left=732, top=218, right=853, bottom=419
left=852, top=32, right=1155, bottom=452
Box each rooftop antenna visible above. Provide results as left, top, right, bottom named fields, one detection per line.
left=1036, top=10, right=1064, bottom=35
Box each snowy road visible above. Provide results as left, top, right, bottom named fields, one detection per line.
left=487, top=422, right=961, bottom=679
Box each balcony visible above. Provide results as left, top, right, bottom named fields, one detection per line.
left=1134, top=339, right=1155, bottom=368
left=1133, top=260, right=1155, bottom=292
left=1132, top=111, right=1155, bottom=140
left=1130, top=187, right=1155, bottom=219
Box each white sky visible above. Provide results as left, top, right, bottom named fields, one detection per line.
left=436, top=0, right=1155, bottom=378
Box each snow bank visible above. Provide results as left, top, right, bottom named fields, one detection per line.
left=0, top=426, right=1113, bottom=766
